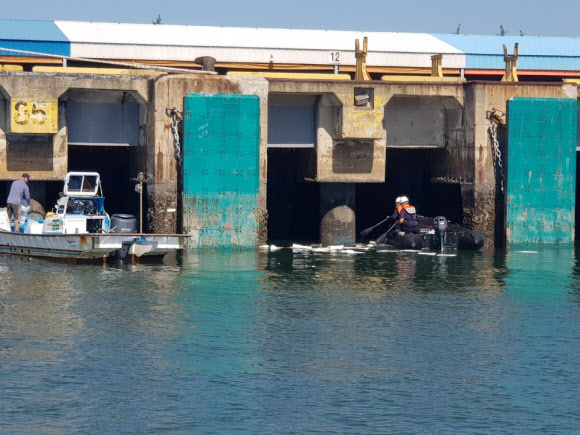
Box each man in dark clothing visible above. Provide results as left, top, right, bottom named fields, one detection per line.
left=390, top=195, right=420, bottom=234
left=6, top=173, right=30, bottom=233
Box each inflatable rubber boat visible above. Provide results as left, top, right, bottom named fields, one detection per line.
left=380, top=216, right=485, bottom=251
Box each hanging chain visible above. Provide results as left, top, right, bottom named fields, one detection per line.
left=487, top=111, right=505, bottom=193
left=166, top=106, right=183, bottom=163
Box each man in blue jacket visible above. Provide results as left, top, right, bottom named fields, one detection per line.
left=6, top=173, right=30, bottom=233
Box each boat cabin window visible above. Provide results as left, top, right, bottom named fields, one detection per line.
left=68, top=176, right=82, bottom=192
left=65, top=174, right=99, bottom=195
left=83, top=177, right=94, bottom=191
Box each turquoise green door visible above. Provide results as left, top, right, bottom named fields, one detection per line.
left=183, top=94, right=260, bottom=248
left=506, top=98, right=577, bottom=244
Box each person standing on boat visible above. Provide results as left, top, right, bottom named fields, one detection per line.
left=390, top=195, right=420, bottom=234
left=6, top=173, right=30, bottom=233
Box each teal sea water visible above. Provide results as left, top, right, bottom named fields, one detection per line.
left=1, top=247, right=579, bottom=433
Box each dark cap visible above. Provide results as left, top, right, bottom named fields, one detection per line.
left=22, top=173, right=30, bottom=179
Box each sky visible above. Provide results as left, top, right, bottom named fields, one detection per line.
left=2, top=0, right=580, bottom=38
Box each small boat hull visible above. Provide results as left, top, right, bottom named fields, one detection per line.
left=457, top=230, right=485, bottom=251
left=387, top=232, right=423, bottom=250
left=119, top=235, right=184, bottom=259
left=0, top=231, right=184, bottom=262
left=418, top=229, right=485, bottom=251
left=0, top=232, right=121, bottom=260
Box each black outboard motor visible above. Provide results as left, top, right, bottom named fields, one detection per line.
left=110, top=214, right=138, bottom=260
left=112, top=240, right=136, bottom=261
left=434, top=216, right=447, bottom=252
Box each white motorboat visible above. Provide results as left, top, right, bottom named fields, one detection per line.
left=0, top=172, right=184, bottom=261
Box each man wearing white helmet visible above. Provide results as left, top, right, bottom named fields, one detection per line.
left=390, top=195, right=420, bottom=234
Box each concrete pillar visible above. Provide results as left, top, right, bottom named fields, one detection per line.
left=320, top=183, right=355, bottom=246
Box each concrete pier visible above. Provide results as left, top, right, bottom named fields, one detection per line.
left=0, top=70, right=578, bottom=248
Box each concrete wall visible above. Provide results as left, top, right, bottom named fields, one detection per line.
left=269, top=80, right=465, bottom=184
left=446, top=82, right=578, bottom=246
left=385, top=96, right=463, bottom=148
left=268, top=80, right=386, bottom=183
left=268, top=94, right=317, bottom=148
left=269, top=79, right=579, bottom=247
left=1, top=71, right=577, bottom=248
left=0, top=72, right=149, bottom=181
left=0, top=72, right=270, bottom=244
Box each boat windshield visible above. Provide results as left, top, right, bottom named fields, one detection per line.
left=66, top=174, right=99, bottom=196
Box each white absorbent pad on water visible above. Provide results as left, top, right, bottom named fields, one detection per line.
left=292, top=244, right=313, bottom=251
left=259, top=245, right=284, bottom=251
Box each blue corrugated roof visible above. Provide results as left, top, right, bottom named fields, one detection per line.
left=456, top=54, right=580, bottom=71
left=0, top=40, right=70, bottom=57
left=433, top=34, right=580, bottom=71
left=0, top=20, right=69, bottom=42
left=0, top=20, right=69, bottom=57
left=433, top=34, right=580, bottom=57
